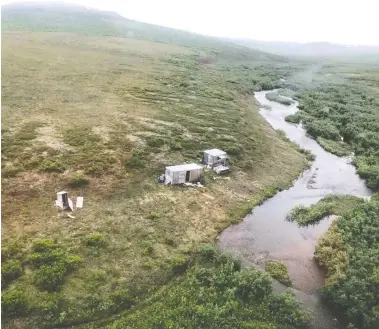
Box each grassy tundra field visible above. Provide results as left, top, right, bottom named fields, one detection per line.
left=1, top=4, right=311, bottom=328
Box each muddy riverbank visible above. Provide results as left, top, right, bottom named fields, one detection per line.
left=218, top=90, right=371, bottom=329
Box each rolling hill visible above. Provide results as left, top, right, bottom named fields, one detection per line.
left=2, top=2, right=278, bottom=60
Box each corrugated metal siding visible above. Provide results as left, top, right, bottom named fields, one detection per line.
left=173, top=171, right=180, bottom=184
left=204, top=155, right=216, bottom=165
left=203, top=153, right=214, bottom=165
left=189, top=168, right=202, bottom=182
left=169, top=169, right=203, bottom=184
left=204, top=153, right=219, bottom=165
left=166, top=163, right=203, bottom=172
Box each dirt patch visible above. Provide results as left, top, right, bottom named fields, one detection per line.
left=127, top=134, right=146, bottom=146
left=36, top=126, right=72, bottom=150
left=92, top=126, right=111, bottom=142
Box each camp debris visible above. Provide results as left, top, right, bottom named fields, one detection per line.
left=183, top=182, right=205, bottom=188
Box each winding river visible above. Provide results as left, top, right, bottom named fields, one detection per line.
left=218, top=90, right=371, bottom=329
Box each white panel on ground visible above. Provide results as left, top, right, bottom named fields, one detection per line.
left=55, top=200, right=64, bottom=209
left=68, top=198, right=74, bottom=212
left=76, top=197, right=84, bottom=209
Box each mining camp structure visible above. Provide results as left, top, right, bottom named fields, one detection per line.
left=164, top=163, right=203, bottom=185
left=160, top=148, right=230, bottom=185
left=203, top=148, right=230, bottom=174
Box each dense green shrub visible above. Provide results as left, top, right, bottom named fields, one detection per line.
left=32, top=238, right=56, bottom=252
left=68, top=172, right=89, bottom=187
left=2, top=165, right=23, bottom=177
left=126, top=149, right=145, bottom=168
left=286, top=195, right=364, bottom=226
left=2, top=240, right=24, bottom=262
left=285, top=113, right=301, bottom=124
left=1, top=260, right=23, bottom=286
left=304, top=120, right=340, bottom=141
left=28, top=247, right=66, bottom=267
left=309, top=198, right=379, bottom=329
left=39, top=159, right=65, bottom=173
left=27, top=239, right=82, bottom=291
left=170, top=254, right=190, bottom=274
left=316, top=137, right=352, bottom=157
left=65, top=255, right=82, bottom=270
left=265, top=91, right=294, bottom=106
left=286, top=203, right=333, bottom=226
left=197, top=244, right=217, bottom=262
left=1, top=290, right=29, bottom=317
left=32, top=292, right=65, bottom=323
left=315, top=222, right=348, bottom=285
left=111, top=286, right=133, bottom=310
left=268, top=291, right=312, bottom=327
left=85, top=233, right=106, bottom=247
left=265, top=260, right=292, bottom=286
left=34, top=263, right=68, bottom=291
left=108, top=248, right=311, bottom=329
left=355, top=156, right=379, bottom=191
left=235, top=268, right=273, bottom=302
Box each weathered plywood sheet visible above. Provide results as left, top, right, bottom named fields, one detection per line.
left=76, top=197, right=84, bottom=209
left=55, top=200, right=64, bottom=209
left=68, top=198, right=74, bottom=211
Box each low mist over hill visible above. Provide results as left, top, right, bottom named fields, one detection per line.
left=1, top=2, right=256, bottom=56
left=2, top=2, right=288, bottom=63
left=231, top=39, right=379, bottom=59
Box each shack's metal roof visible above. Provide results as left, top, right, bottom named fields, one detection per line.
left=204, top=148, right=227, bottom=156
left=166, top=163, right=203, bottom=172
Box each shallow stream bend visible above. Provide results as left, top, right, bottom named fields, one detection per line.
left=217, top=90, right=371, bottom=329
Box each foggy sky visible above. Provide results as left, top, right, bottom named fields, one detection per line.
left=3, top=0, right=379, bottom=45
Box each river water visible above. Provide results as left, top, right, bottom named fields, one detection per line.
left=218, top=90, right=371, bottom=329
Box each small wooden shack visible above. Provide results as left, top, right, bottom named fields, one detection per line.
left=203, top=149, right=227, bottom=167
left=55, top=191, right=74, bottom=211
left=164, top=163, right=203, bottom=185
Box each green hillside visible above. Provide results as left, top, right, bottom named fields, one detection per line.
left=1, top=3, right=310, bottom=329
left=2, top=3, right=214, bottom=45
left=2, top=2, right=276, bottom=59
